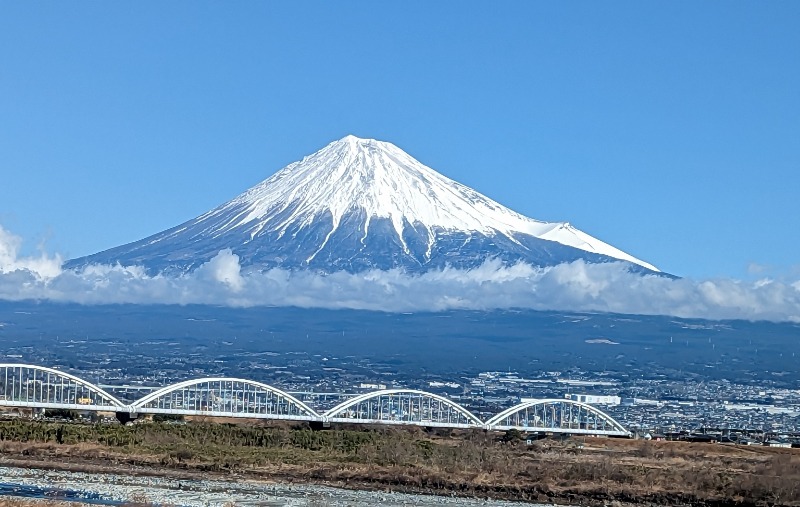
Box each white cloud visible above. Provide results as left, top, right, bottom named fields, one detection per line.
left=0, top=225, right=62, bottom=280
left=195, top=248, right=245, bottom=292
left=1, top=225, right=799, bottom=322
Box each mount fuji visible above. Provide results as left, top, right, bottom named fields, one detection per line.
left=66, top=136, right=660, bottom=275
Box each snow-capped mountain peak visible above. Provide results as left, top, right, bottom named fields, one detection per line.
left=67, top=135, right=660, bottom=274
left=199, top=135, right=658, bottom=270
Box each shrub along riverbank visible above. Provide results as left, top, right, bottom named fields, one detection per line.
left=0, top=418, right=798, bottom=506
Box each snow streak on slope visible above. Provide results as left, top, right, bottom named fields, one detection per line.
left=195, top=136, right=659, bottom=271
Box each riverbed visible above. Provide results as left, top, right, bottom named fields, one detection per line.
left=0, top=466, right=550, bottom=506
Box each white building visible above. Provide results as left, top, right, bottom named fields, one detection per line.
left=564, top=394, right=621, bottom=406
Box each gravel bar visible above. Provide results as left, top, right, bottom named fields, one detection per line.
left=0, top=466, right=551, bottom=507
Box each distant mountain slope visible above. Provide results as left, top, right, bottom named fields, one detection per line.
left=66, top=135, right=659, bottom=275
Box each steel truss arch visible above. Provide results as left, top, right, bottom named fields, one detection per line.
left=486, top=398, right=629, bottom=435
left=0, top=363, right=125, bottom=410
left=323, top=389, right=483, bottom=428
left=131, top=378, right=320, bottom=420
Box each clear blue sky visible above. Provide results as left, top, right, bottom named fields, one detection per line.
left=1, top=2, right=797, bottom=279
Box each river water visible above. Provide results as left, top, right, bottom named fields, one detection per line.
left=0, top=466, right=548, bottom=506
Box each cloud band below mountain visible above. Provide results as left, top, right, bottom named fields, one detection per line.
left=1, top=225, right=799, bottom=322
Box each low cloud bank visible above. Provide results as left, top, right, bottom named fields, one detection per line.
left=1, top=225, right=799, bottom=322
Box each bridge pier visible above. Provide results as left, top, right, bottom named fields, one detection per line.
left=115, top=411, right=138, bottom=425
left=309, top=420, right=331, bottom=430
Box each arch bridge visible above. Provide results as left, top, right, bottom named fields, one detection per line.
left=486, top=399, right=629, bottom=436
left=0, top=364, right=125, bottom=412
left=131, top=378, right=319, bottom=421
left=323, top=389, right=484, bottom=429
left=0, top=365, right=630, bottom=436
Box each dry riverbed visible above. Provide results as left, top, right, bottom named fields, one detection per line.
left=0, top=465, right=550, bottom=507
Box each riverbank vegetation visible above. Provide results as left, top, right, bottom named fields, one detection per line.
left=0, top=418, right=798, bottom=506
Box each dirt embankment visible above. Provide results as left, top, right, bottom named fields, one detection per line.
left=0, top=419, right=798, bottom=507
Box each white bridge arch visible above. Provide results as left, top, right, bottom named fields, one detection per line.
left=486, top=399, right=630, bottom=436
left=131, top=378, right=320, bottom=420
left=323, top=389, right=484, bottom=428
left=0, top=364, right=125, bottom=411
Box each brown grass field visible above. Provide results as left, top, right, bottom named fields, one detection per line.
left=0, top=418, right=798, bottom=506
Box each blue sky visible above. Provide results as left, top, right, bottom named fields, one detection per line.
left=1, top=2, right=798, bottom=280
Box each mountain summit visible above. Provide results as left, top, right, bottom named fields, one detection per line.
left=67, top=136, right=659, bottom=274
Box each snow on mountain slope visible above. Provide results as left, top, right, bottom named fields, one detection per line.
left=66, top=135, right=659, bottom=274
